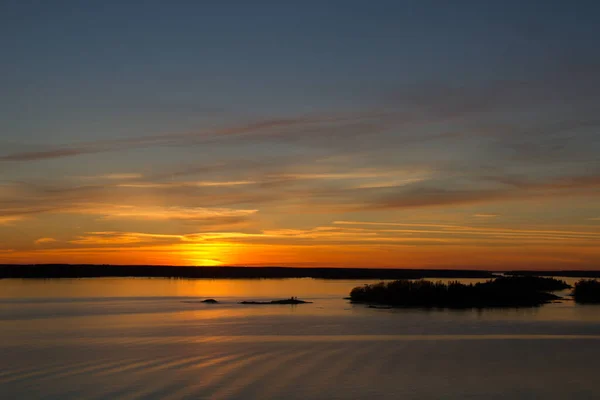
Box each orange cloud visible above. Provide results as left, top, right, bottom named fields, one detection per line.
left=34, top=237, right=58, bottom=245
left=70, top=232, right=182, bottom=245
left=70, top=204, right=258, bottom=221
left=0, top=216, right=24, bottom=225
left=117, top=180, right=256, bottom=188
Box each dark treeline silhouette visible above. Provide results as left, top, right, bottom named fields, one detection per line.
left=0, top=264, right=493, bottom=280
left=349, top=276, right=569, bottom=308
left=494, top=275, right=571, bottom=292
left=573, top=280, right=600, bottom=304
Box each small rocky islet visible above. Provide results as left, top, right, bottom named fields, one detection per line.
left=181, top=298, right=220, bottom=304
left=239, top=297, right=312, bottom=305
left=183, top=297, right=312, bottom=305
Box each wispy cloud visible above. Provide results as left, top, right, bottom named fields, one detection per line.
left=0, top=147, right=103, bottom=162
left=114, top=168, right=430, bottom=192
left=117, top=180, right=256, bottom=189
left=333, top=221, right=600, bottom=242
left=334, top=221, right=460, bottom=229
left=2, top=57, right=599, bottom=182
left=352, top=177, right=428, bottom=189
left=473, top=214, right=499, bottom=218
left=72, top=204, right=258, bottom=222
left=63, top=219, right=600, bottom=253
left=1, top=167, right=598, bottom=226
left=0, top=216, right=25, bottom=225
left=35, top=237, right=58, bottom=245
left=353, top=171, right=600, bottom=211
left=0, top=113, right=383, bottom=162
left=70, top=232, right=183, bottom=245
left=80, top=173, right=143, bottom=180
left=364, top=187, right=509, bottom=210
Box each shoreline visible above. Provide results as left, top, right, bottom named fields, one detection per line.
left=1, top=264, right=599, bottom=280
left=0, top=265, right=495, bottom=280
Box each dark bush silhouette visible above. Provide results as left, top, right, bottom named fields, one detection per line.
left=573, top=279, right=600, bottom=304
left=349, top=276, right=568, bottom=308
left=490, top=275, right=570, bottom=292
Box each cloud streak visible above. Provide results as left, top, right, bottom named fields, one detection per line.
left=71, top=204, right=258, bottom=222
left=34, top=237, right=58, bottom=245
left=0, top=147, right=103, bottom=162
left=333, top=221, right=600, bottom=241
left=52, top=219, right=600, bottom=255
left=0, top=216, right=25, bottom=225
left=0, top=112, right=387, bottom=162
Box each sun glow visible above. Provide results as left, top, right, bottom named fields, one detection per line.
left=178, top=243, right=240, bottom=266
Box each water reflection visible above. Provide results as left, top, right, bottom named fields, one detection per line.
left=1, top=278, right=600, bottom=399
left=0, top=277, right=369, bottom=299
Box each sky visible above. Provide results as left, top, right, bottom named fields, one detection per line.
left=1, top=0, right=599, bottom=269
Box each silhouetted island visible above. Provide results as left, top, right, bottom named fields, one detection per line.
left=0, top=264, right=493, bottom=280
left=239, top=298, right=312, bottom=305
left=349, top=276, right=570, bottom=308
left=573, top=279, right=600, bottom=304
left=181, top=299, right=219, bottom=304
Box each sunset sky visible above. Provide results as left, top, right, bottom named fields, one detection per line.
left=1, top=1, right=599, bottom=269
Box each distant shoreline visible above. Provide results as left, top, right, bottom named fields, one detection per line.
left=1, top=264, right=599, bottom=280
left=1, top=265, right=494, bottom=279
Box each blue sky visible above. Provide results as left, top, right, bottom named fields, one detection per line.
left=0, top=1, right=599, bottom=267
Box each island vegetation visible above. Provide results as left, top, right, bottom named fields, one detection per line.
left=349, top=276, right=570, bottom=308
left=573, top=279, right=600, bottom=304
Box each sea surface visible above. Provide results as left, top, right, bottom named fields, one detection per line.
left=1, top=277, right=600, bottom=399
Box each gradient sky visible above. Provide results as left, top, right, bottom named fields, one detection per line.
left=1, top=0, right=599, bottom=269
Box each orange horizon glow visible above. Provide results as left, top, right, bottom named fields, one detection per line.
left=2, top=225, right=599, bottom=270
left=2, top=133, right=599, bottom=270
left=1, top=196, right=599, bottom=269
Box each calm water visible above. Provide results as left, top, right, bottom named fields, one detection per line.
left=1, top=277, right=600, bottom=399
